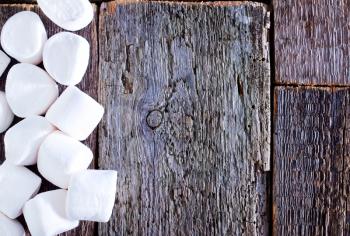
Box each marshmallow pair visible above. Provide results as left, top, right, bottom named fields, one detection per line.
left=37, top=131, right=93, bottom=189
left=1, top=0, right=93, bottom=65
left=23, top=190, right=78, bottom=236
left=5, top=85, right=103, bottom=166
left=23, top=170, right=117, bottom=235
left=2, top=10, right=90, bottom=86
left=4, top=32, right=90, bottom=118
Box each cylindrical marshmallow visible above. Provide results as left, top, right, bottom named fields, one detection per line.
left=4, top=116, right=56, bottom=166
left=38, top=131, right=93, bottom=189
left=23, top=189, right=79, bottom=236
left=43, top=32, right=90, bottom=86
left=0, top=91, right=14, bottom=133
left=37, top=0, right=93, bottom=31
left=6, top=63, right=59, bottom=118
left=0, top=212, right=25, bottom=236
left=46, top=86, right=104, bottom=141
left=0, top=50, right=10, bottom=77
left=66, top=170, right=118, bottom=222
left=0, top=161, right=41, bottom=219
left=0, top=11, right=47, bottom=64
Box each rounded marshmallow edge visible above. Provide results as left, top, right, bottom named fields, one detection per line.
left=0, top=212, right=25, bottom=236
left=0, top=161, right=42, bottom=219
left=37, top=0, right=93, bottom=31
left=5, top=63, right=59, bottom=118
left=43, top=32, right=90, bottom=86
left=4, top=116, right=56, bottom=166
left=0, top=91, right=14, bottom=133
left=0, top=11, right=47, bottom=64
left=23, top=189, right=79, bottom=236
left=37, top=131, right=93, bottom=189
left=46, top=86, right=104, bottom=141
left=66, top=170, right=118, bottom=222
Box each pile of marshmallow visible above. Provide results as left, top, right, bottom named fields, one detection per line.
left=0, top=0, right=118, bottom=235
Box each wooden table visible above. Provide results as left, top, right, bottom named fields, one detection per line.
left=1, top=0, right=345, bottom=235
left=0, top=1, right=271, bottom=235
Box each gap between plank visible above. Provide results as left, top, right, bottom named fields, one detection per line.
left=274, top=83, right=350, bottom=88
left=267, top=0, right=274, bottom=235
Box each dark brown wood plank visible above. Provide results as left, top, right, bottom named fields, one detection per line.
left=98, top=1, right=271, bottom=235
left=273, top=87, right=347, bottom=235
left=0, top=4, right=98, bottom=236
left=274, top=0, right=350, bottom=85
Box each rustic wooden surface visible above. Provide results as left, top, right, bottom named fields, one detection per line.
left=0, top=4, right=98, bottom=236
left=273, top=87, right=348, bottom=235
left=273, top=0, right=350, bottom=234
left=274, top=0, right=350, bottom=85
left=98, top=1, right=270, bottom=235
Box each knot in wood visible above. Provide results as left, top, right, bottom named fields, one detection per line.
left=146, top=110, right=163, bottom=129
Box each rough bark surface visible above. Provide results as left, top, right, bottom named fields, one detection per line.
left=273, top=87, right=348, bottom=235
left=274, top=0, right=350, bottom=85
left=0, top=4, right=98, bottom=236
left=99, top=1, right=271, bottom=236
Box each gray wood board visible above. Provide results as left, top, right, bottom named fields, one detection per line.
left=98, top=1, right=271, bottom=235
left=273, top=87, right=349, bottom=235
left=274, top=0, right=350, bottom=85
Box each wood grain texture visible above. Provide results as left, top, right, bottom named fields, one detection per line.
left=274, top=0, right=350, bottom=85
left=273, top=87, right=348, bottom=235
left=99, top=1, right=270, bottom=235
left=0, top=4, right=98, bottom=236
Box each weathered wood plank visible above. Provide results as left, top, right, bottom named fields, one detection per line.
left=0, top=4, right=98, bottom=236
left=99, top=1, right=270, bottom=235
left=274, top=0, right=350, bottom=85
left=273, top=87, right=347, bottom=235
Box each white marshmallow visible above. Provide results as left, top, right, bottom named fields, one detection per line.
left=0, top=11, right=47, bottom=64
left=0, top=92, right=14, bottom=133
left=0, top=50, right=10, bottom=77
left=38, top=131, right=93, bottom=189
left=66, top=170, right=118, bottom=222
left=43, top=32, right=90, bottom=86
left=0, top=161, right=41, bottom=219
left=6, top=63, right=59, bottom=118
left=23, top=189, right=79, bottom=236
left=0, top=213, right=25, bottom=236
left=37, top=0, right=93, bottom=31
left=46, top=86, right=104, bottom=141
left=4, top=116, right=56, bottom=166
